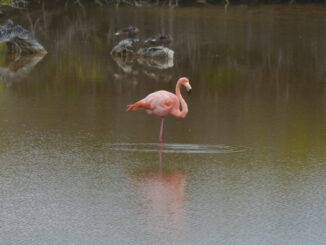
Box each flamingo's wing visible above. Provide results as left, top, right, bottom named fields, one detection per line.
left=143, top=91, right=178, bottom=116
left=144, top=91, right=177, bottom=107
left=126, top=101, right=153, bottom=111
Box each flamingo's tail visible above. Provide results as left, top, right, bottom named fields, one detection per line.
left=126, top=101, right=152, bottom=111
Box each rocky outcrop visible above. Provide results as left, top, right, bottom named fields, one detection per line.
left=114, top=26, right=139, bottom=37
left=144, top=34, right=172, bottom=46
left=0, top=19, right=47, bottom=54
left=137, top=46, right=174, bottom=59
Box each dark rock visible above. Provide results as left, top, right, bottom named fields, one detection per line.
left=0, top=19, right=47, bottom=54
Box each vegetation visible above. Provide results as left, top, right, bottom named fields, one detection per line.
left=2, top=0, right=326, bottom=10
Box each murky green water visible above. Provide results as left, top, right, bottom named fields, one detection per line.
left=0, top=4, right=325, bottom=245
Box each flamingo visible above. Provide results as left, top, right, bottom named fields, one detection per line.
left=126, top=77, right=192, bottom=143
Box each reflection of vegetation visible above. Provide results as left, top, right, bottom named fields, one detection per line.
left=0, top=43, right=6, bottom=65
left=202, top=62, right=240, bottom=92
left=2, top=0, right=324, bottom=9
left=55, top=53, right=105, bottom=87
left=0, top=0, right=27, bottom=9
left=0, top=0, right=11, bottom=4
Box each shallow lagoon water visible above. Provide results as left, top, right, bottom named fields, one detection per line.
left=0, top=3, right=325, bottom=245
left=107, top=143, right=247, bottom=153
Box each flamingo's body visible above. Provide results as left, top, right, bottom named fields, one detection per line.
left=126, top=77, right=192, bottom=143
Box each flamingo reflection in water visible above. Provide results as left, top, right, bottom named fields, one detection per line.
left=131, top=144, right=186, bottom=235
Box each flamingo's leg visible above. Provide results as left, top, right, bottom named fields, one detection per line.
left=159, top=117, right=165, bottom=143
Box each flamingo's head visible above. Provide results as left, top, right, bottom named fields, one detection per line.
left=179, top=77, right=192, bottom=95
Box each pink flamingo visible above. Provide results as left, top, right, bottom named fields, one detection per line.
left=126, top=77, right=192, bottom=143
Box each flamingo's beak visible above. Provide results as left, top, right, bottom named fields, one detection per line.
left=184, top=81, right=192, bottom=96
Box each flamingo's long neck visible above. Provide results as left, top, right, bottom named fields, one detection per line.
left=175, top=80, right=188, bottom=118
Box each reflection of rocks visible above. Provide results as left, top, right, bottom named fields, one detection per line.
left=113, top=73, right=139, bottom=87
left=137, top=56, right=174, bottom=70
left=110, top=38, right=139, bottom=57
left=143, top=70, right=173, bottom=82
left=0, top=19, right=47, bottom=54
left=0, top=52, right=46, bottom=84
left=111, top=55, right=135, bottom=73
left=111, top=55, right=139, bottom=83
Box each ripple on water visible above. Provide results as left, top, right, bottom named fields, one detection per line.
left=107, top=143, right=247, bottom=154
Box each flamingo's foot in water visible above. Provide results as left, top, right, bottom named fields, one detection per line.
left=158, top=137, right=163, bottom=144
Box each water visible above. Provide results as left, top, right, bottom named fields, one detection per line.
left=107, top=143, right=246, bottom=153
left=0, top=3, right=325, bottom=245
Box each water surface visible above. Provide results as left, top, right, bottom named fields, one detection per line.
left=0, top=4, right=325, bottom=245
